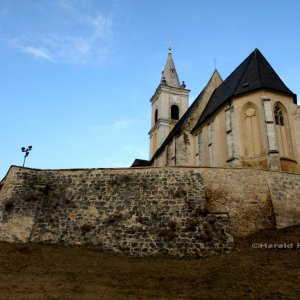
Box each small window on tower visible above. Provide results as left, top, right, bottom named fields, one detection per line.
left=155, top=109, right=158, bottom=123
left=171, top=105, right=179, bottom=120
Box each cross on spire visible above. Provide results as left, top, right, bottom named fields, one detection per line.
left=165, top=40, right=172, bottom=53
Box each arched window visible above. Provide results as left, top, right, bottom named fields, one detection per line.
left=274, top=105, right=284, bottom=126
left=155, top=109, right=158, bottom=123
left=171, top=105, right=179, bottom=120
left=274, top=103, right=293, bottom=158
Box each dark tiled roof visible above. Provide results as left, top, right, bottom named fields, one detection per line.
left=131, top=159, right=151, bottom=167
left=192, top=48, right=297, bottom=132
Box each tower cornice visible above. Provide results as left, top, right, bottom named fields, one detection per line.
left=150, top=84, right=190, bottom=103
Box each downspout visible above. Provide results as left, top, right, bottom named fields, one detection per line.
left=174, top=137, right=177, bottom=166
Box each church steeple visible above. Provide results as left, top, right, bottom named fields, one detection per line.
left=149, top=48, right=190, bottom=159
left=160, top=47, right=180, bottom=88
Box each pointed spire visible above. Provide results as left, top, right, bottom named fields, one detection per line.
left=160, top=48, right=181, bottom=88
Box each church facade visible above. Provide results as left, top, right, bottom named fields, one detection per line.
left=133, top=48, right=300, bottom=174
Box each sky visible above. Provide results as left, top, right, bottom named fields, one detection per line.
left=1, top=0, right=300, bottom=179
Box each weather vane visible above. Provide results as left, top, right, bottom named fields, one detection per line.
left=165, top=40, right=172, bottom=53
left=21, top=145, right=32, bottom=167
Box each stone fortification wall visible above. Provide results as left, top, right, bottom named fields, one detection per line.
left=196, top=168, right=300, bottom=236
left=198, top=168, right=275, bottom=236
left=0, top=166, right=299, bottom=254
left=268, top=172, right=300, bottom=229
left=0, top=166, right=233, bottom=257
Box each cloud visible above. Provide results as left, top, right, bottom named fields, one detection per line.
left=18, top=45, right=54, bottom=61
left=4, top=1, right=114, bottom=65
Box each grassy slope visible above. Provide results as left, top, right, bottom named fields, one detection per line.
left=0, top=226, right=300, bottom=300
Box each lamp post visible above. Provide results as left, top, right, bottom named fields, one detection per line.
left=21, top=146, right=32, bottom=167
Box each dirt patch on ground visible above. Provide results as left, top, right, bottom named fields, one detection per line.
left=0, top=225, right=300, bottom=299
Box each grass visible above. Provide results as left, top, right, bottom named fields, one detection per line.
left=0, top=226, right=300, bottom=299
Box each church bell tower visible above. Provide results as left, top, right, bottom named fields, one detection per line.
left=149, top=48, right=190, bottom=158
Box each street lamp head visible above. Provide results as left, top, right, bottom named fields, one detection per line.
left=21, top=145, right=33, bottom=167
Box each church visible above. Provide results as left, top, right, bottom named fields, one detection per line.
left=1, top=48, right=300, bottom=258
left=132, top=48, right=300, bottom=174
